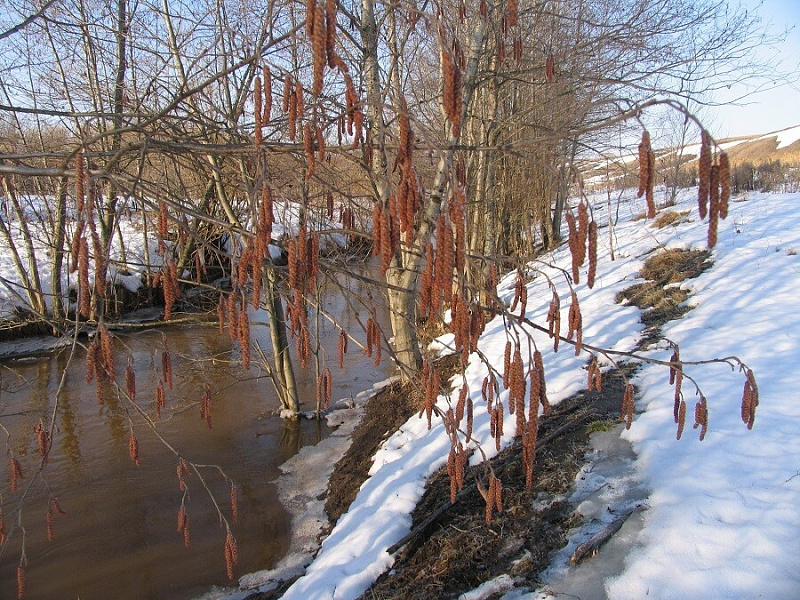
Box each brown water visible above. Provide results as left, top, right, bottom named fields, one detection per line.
left=0, top=266, right=391, bottom=600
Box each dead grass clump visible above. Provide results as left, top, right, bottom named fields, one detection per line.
left=617, top=248, right=712, bottom=347
left=651, top=210, right=691, bottom=229
left=640, top=248, right=711, bottom=283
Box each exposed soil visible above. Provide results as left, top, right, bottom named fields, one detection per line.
left=324, top=353, right=461, bottom=526
left=360, top=367, right=632, bottom=600
left=253, top=246, right=716, bottom=599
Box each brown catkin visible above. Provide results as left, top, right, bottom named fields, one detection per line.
left=177, top=504, right=187, bottom=533
left=325, top=367, right=332, bottom=409
left=126, top=362, right=135, bottom=400
left=719, top=151, right=730, bottom=218
left=646, top=149, right=656, bottom=218
left=86, top=339, right=97, bottom=383
left=485, top=475, right=496, bottom=524
left=637, top=131, right=651, bottom=199
left=621, top=383, right=635, bottom=430
left=694, top=396, right=708, bottom=441
left=326, top=0, right=337, bottom=67
left=742, top=369, right=758, bottom=429
left=98, top=323, right=115, bottom=380
left=17, top=565, right=25, bottom=599
left=295, top=80, right=305, bottom=119
left=230, top=483, right=238, bottom=525
left=129, top=431, right=140, bottom=466
left=217, top=293, right=226, bottom=335
left=577, top=203, right=588, bottom=266
left=698, top=130, right=712, bottom=219
left=587, top=220, right=598, bottom=288
left=338, top=328, right=347, bottom=368
left=162, top=347, right=173, bottom=390
left=156, top=378, right=165, bottom=418
left=254, top=75, right=263, bottom=146
left=674, top=367, right=684, bottom=423
left=10, top=458, right=23, bottom=492
left=282, top=72, right=292, bottom=113
left=225, top=532, right=238, bottom=580
left=676, top=400, right=687, bottom=440
left=545, top=53, right=555, bottom=83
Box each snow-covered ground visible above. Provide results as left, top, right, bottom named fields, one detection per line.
left=3, top=187, right=799, bottom=599
left=237, top=187, right=800, bottom=599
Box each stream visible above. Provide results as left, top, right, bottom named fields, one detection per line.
left=0, top=264, right=391, bottom=600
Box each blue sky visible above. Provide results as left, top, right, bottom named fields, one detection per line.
left=710, top=0, right=800, bottom=138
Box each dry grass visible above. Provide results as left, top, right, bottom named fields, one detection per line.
left=617, top=248, right=712, bottom=347
left=651, top=210, right=691, bottom=229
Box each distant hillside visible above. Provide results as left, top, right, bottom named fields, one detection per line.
left=717, top=125, right=800, bottom=165
left=583, top=125, right=800, bottom=192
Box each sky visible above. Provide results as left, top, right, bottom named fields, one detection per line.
left=710, top=0, right=800, bottom=138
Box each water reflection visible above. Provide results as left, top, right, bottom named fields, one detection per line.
left=0, top=263, right=392, bottom=600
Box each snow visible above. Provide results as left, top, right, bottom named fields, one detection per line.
left=4, top=185, right=800, bottom=599
left=761, top=124, right=800, bottom=150
left=246, top=188, right=800, bottom=599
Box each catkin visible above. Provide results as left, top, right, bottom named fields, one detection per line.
left=17, top=565, right=25, bottom=600
left=126, top=363, right=136, bottom=400
left=698, top=130, right=712, bottom=219
left=637, top=130, right=651, bottom=199
left=338, top=328, right=347, bottom=368
left=326, top=0, right=337, bottom=67
left=162, top=347, right=173, bottom=390
left=545, top=53, right=555, bottom=83
left=10, top=458, right=23, bottom=492
left=719, top=151, right=730, bottom=218
left=694, top=395, right=709, bottom=440
left=741, top=369, right=758, bottom=429
left=129, top=431, right=140, bottom=466
left=587, top=219, right=598, bottom=288
left=676, top=400, right=687, bottom=440
left=254, top=75, right=263, bottom=147
left=98, top=323, right=116, bottom=381
left=620, top=383, right=634, bottom=430
left=225, top=532, right=238, bottom=580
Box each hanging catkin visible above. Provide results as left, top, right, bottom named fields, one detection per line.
left=312, top=3, right=326, bottom=96
left=326, top=0, right=337, bottom=67
left=698, top=130, right=712, bottom=219
left=254, top=75, right=263, bottom=147
left=637, top=130, right=651, bottom=199
left=719, top=151, right=730, bottom=218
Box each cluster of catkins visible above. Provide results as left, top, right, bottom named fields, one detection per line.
left=420, top=192, right=468, bottom=318
left=70, top=151, right=109, bottom=319
left=637, top=130, right=657, bottom=218
left=565, top=201, right=598, bottom=287
left=697, top=130, right=731, bottom=248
